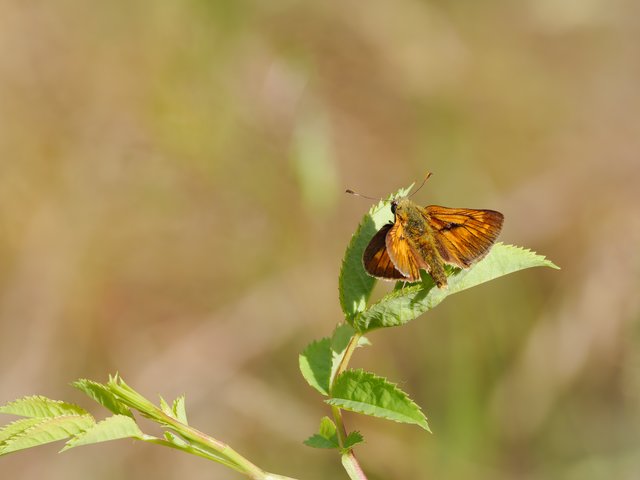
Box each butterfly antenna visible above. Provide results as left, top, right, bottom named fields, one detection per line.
left=409, top=172, right=433, bottom=198
left=345, top=189, right=382, bottom=201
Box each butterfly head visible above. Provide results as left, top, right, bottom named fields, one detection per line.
left=390, top=197, right=413, bottom=223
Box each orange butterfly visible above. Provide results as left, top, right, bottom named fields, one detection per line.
left=356, top=176, right=504, bottom=288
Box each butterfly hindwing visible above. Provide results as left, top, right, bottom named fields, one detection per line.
left=423, top=205, right=504, bottom=268
left=362, top=224, right=407, bottom=280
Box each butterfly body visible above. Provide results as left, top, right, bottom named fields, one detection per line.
left=363, top=197, right=504, bottom=288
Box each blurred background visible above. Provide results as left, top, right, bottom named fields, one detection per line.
left=1, top=1, right=639, bottom=479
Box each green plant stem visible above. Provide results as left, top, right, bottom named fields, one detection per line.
left=331, top=332, right=361, bottom=446
left=109, top=378, right=299, bottom=480
left=145, top=437, right=243, bottom=471
left=330, top=332, right=368, bottom=480
left=158, top=410, right=300, bottom=480
left=331, top=405, right=348, bottom=446
left=341, top=451, right=368, bottom=480
left=161, top=414, right=260, bottom=475
left=334, top=333, right=361, bottom=383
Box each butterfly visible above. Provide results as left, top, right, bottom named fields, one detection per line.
left=354, top=176, right=504, bottom=288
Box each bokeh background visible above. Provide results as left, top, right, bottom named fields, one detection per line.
left=1, top=1, right=639, bottom=479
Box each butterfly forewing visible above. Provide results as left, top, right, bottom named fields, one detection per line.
left=423, top=206, right=504, bottom=268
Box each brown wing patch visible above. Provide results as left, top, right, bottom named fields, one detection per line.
left=384, top=221, right=423, bottom=282
left=363, top=224, right=408, bottom=280
left=424, top=205, right=504, bottom=268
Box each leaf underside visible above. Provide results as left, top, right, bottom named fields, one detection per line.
left=0, top=415, right=95, bottom=455
left=299, top=338, right=333, bottom=396
left=0, top=396, right=88, bottom=418
left=61, top=415, right=145, bottom=452
left=327, top=369, right=429, bottom=432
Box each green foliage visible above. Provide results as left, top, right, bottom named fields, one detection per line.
left=0, top=418, right=42, bottom=444
left=172, top=396, right=188, bottom=425
left=0, top=413, right=95, bottom=455
left=326, top=369, right=429, bottom=432
left=157, top=395, right=188, bottom=424
left=61, top=415, right=146, bottom=452
left=303, top=417, right=340, bottom=449
left=0, top=395, right=96, bottom=456
left=72, top=379, right=133, bottom=417
left=299, top=323, right=369, bottom=396
left=105, top=374, right=160, bottom=418
left=0, top=388, right=149, bottom=457
left=304, top=417, right=363, bottom=452
left=0, top=396, right=88, bottom=418
left=343, top=431, right=364, bottom=450
left=299, top=338, right=333, bottom=396
left=0, top=377, right=289, bottom=479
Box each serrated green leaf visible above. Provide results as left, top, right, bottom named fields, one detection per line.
left=354, top=243, right=559, bottom=332
left=0, top=396, right=88, bottom=418
left=300, top=324, right=371, bottom=395
left=172, top=396, right=188, bottom=425
left=318, top=416, right=337, bottom=438
left=330, top=323, right=356, bottom=354
left=304, top=434, right=339, bottom=449
left=61, top=415, right=145, bottom=452
left=331, top=323, right=370, bottom=352
left=339, top=186, right=412, bottom=319
left=159, top=396, right=172, bottom=416
left=343, top=431, right=364, bottom=450
left=303, top=417, right=339, bottom=449
left=326, top=369, right=429, bottom=431
left=0, top=418, right=43, bottom=444
left=72, top=379, right=133, bottom=417
left=0, top=415, right=95, bottom=455
left=299, top=338, right=332, bottom=395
